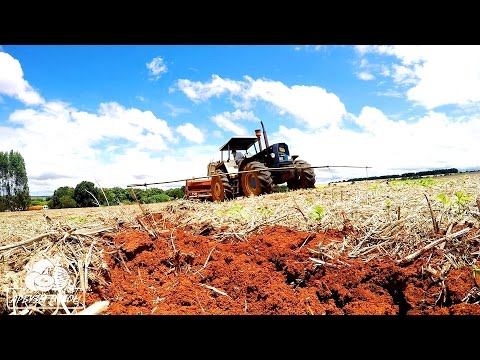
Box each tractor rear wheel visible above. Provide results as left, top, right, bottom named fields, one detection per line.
left=241, top=161, right=273, bottom=197
left=287, top=159, right=316, bottom=190
left=211, top=171, right=233, bottom=201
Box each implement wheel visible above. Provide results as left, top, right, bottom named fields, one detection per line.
left=211, top=171, right=233, bottom=201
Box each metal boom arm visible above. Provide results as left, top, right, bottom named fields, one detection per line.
left=127, top=165, right=372, bottom=188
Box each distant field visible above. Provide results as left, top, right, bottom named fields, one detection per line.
left=0, top=203, right=166, bottom=244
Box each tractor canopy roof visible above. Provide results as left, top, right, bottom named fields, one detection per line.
left=219, top=136, right=259, bottom=151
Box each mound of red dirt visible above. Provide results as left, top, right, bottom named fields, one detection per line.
left=88, top=216, right=480, bottom=315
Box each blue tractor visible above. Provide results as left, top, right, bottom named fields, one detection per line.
left=191, top=121, right=316, bottom=201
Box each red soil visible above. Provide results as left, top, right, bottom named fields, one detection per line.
left=87, top=214, right=480, bottom=315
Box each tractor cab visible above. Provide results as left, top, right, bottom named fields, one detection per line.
left=219, top=136, right=260, bottom=162
left=213, top=136, right=260, bottom=176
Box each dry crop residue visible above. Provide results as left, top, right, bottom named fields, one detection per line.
left=88, top=214, right=480, bottom=315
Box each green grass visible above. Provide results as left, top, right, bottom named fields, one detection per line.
left=216, top=203, right=249, bottom=220
left=66, top=216, right=89, bottom=224
left=256, top=207, right=274, bottom=216
left=388, top=178, right=437, bottom=187
left=30, top=198, right=48, bottom=206
left=309, top=205, right=324, bottom=221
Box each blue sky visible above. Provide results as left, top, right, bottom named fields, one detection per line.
left=1, top=45, right=479, bottom=196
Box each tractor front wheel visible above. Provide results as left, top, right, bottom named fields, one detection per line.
left=241, top=161, right=273, bottom=197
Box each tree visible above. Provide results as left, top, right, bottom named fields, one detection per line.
left=9, top=151, right=30, bottom=210
left=165, top=187, right=184, bottom=199
left=0, top=152, right=8, bottom=197
left=104, top=186, right=133, bottom=205
left=59, top=195, right=77, bottom=208
left=0, top=152, right=10, bottom=211
left=142, top=193, right=171, bottom=203
left=0, top=150, right=30, bottom=211
left=50, top=186, right=76, bottom=209
left=74, top=181, right=100, bottom=207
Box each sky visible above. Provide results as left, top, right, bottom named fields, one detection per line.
left=1, top=45, right=479, bottom=196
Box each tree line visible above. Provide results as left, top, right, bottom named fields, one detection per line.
left=46, top=181, right=186, bottom=209
left=47, top=183, right=290, bottom=209
left=0, top=151, right=30, bottom=211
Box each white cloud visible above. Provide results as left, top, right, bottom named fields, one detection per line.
left=164, top=102, right=191, bottom=117
left=212, top=110, right=258, bottom=135
left=391, top=64, right=418, bottom=84
left=357, top=71, right=374, bottom=81
left=177, top=75, right=244, bottom=103
left=354, top=45, right=371, bottom=55
left=355, top=45, right=480, bottom=109
left=146, top=56, right=168, bottom=80
left=360, top=58, right=369, bottom=67
left=228, top=109, right=258, bottom=121
left=270, top=107, right=480, bottom=183
left=176, top=123, right=205, bottom=144
left=95, top=102, right=176, bottom=146
left=1, top=100, right=187, bottom=194
left=250, top=79, right=346, bottom=128
left=374, top=89, right=403, bottom=98
left=212, top=130, right=223, bottom=139
left=295, top=45, right=324, bottom=52
left=177, top=75, right=347, bottom=129
left=0, top=52, right=44, bottom=105
left=380, top=65, right=390, bottom=77
left=355, top=53, right=389, bottom=82
left=83, top=144, right=219, bottom=192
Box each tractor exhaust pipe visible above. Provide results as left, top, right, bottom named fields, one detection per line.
left=255, top=129, right=262, bottom=151
left=260, top=121, right=269, bottom=149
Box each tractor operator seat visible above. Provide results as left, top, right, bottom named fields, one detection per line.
left=232, top=150, right=244, bottom=165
